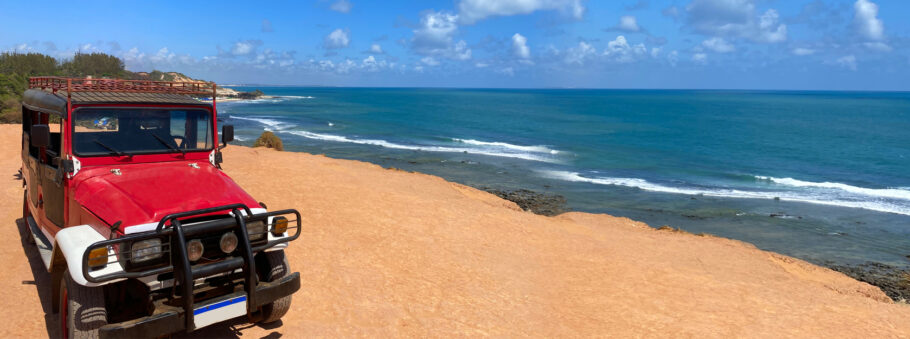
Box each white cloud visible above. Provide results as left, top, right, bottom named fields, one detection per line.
left=617, top=16, right=641, bottom=32
left=497, top=67, right=515, bottom=76
left=854, top=0, right=883, bottom=41
left=330, top=0, right=353, bottom=13
left=475, top=62, right=489, bottom=68
left=324, top=29, right=350, bottom=49
left=413, top=11, right=459, bottom=50
left=231, top=40, right=263, bottom=56
left=564, top=41, right=596, bottom=65
left=701, top=37, right=735, bottom=53
left=602, top=35, right=647, bottom=63
left=319, top=60, right=335, bottom=72
left=421, top=56, right=440, bottom=66
left=692, top=53, right=708, bottom=64
left=452, top=40, right=472, bottom=60
left=12, top=43, right=36, bottom=53
left=335, top=59, right=357, bottom=74
left=792, top=48, right=816, bottom=56
left=756, top=9, right=787, bottom=43
left=411, top=11, right=472, bottom=61
left=667, top=50, right=679, bottom=66
left=512, top=33, right=530, bottom=59
left=149, top=47, right=175, bottom=63
left=835, top=55, right=857, bottom=71
left=370, top=44, right=384, bottom=54
left=650, top=47, right=661, bottom=58
left=457, top=0, right=585, bottom=24
left=685, top=0, right=787, bottom=43
left=863, top=41, right=892, bottom=52
left=361, top=55, right=389, bottom=72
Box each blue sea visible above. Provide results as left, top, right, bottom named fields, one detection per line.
left=221, top=87, right=910, bottom=267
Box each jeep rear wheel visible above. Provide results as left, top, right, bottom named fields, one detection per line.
left=60, top=270, right=107, bottom=339
left=256, top=250, right=292, bottom=324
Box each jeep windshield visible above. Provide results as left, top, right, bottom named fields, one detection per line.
left=73, top=108, right=213, bottom=156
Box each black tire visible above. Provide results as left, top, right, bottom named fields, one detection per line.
left=60, top=270, right=107, bottom=339
left=257, top=250, right=292, bottom=324
left=23, top=190, right=34, bottom=244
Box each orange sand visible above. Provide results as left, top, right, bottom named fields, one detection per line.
left=0, top=124, right=908, bottom=338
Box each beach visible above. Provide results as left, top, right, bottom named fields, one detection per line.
left=0, top=124, right=908, bottom=337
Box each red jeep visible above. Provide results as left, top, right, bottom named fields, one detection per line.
left=20, top=77, right=302, bottom=338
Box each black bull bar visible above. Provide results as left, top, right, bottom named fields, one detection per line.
left=79, top=204, right=302, bottom=336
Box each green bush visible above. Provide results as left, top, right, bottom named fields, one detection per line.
left=253, top=131, right=284, bottom=151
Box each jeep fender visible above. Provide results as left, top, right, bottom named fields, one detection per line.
left=53, top=225, right=126, bottom=287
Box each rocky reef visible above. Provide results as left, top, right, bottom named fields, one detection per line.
left=482, top=188, right=568, bottom=216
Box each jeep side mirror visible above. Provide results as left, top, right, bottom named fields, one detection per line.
left=31, top=124, right=50, bottom=148
left=222, top=124, right=234, bottom=144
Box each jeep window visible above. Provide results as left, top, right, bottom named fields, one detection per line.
left=73, top=108, right=213, bottom=156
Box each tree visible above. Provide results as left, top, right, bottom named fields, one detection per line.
left=60, top=52, right=126, bottom=77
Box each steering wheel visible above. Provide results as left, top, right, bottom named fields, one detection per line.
left=172, top=135, right=186, bottom=149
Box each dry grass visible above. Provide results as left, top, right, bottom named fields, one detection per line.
left=253, top=131, right=284, bottom=151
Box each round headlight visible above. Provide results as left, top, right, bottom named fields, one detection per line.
left=220, top=232, right=238, bottom=253
left=187, top=239, right=204, bottom=262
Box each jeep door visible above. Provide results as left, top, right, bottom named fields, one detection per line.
left=22, top=107, right=66, bottom=229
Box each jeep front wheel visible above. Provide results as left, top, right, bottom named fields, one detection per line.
left=60, top=270, right=107, bottom=339
left=256, top=250, right=292, bottom=323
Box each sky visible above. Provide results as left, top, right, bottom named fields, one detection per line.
left=1, top=0, right=908, bottom=90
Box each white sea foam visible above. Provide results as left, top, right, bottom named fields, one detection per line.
left=453, top=138, right=559, bottom=154
left=229, top=116, right=296, bottom=131
left=755, top=176, right=910, bottom=201
left=284, top=130, right=560, bottom=163
left=541, top=170, right=910, bottom=216
left=220, top=95, right=313, bottom=104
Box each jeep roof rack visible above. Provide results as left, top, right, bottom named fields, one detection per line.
left=27, top=77, right=217, bottom=110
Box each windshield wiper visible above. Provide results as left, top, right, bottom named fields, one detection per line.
left=146, top=132, right=185, bottom=155
left=93, top=140, right=131, bottom=157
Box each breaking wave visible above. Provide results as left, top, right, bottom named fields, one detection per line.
left=228, top=116, right=297, bottom=131
left=219, top=95, right=313, bottom=104
left=541, top=170, right=910, bottom=216
left=755, top=176, right=910, bottom=201
left=453, top=138, right=559, bottom=154
left=283, top=130, right=561, bottom=163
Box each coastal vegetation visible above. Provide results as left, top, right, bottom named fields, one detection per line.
left=253, top=131, right=284, bottom=151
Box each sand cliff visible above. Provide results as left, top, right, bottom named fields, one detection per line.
left=0, top=124, right=908, bottom=337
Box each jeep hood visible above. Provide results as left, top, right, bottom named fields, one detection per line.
left=72, top=161, right=260, bottom=229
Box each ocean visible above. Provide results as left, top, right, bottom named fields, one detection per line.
left=220, top=87, right=910, bottom=267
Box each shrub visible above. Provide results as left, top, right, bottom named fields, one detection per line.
left=253, top=131, right=284, bottom=151
left=0, top=97, right=21, bottom=123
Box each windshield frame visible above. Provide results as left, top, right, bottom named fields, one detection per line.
left=70, top=105, right=216, bottom=158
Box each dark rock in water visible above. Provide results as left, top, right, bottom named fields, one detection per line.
left=769, top=213, right=802, bottom=219
left=481, top=188, right=568, bottom=216
left=826, top=261, right=910, bottom=302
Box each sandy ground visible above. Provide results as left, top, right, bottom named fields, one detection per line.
left=1, top=124, right=909, bottom=337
